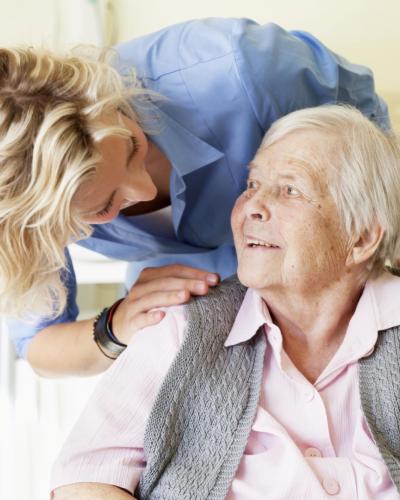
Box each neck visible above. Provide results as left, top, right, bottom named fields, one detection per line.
left=261, top=271, right=366, bottom=382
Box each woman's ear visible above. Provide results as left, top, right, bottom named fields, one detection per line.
left=346, top=221, right=384, bottom=267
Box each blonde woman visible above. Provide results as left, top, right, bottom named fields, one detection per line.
left=0, top=18, right=389, bottom=377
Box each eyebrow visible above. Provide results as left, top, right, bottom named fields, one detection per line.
left=247, top=161, right=257, bottom=171
left=247, top=160, right=316, bottom=185
left=248, top=162, right=298, bottom=180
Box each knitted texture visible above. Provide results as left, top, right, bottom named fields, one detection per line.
left=136, top=276, right=266, bottom=500
left=137, top=277, right=400, bottom=499
left=359, top=325, right=400, bottom=490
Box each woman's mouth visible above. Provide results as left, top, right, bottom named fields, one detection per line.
left=245, top=236, right=280, bottom=249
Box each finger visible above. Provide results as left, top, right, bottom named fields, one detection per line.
left=127, top=289, right=191, bottom=316
left=128, top=277, right=210, bottom=301
left=137, top=264, right=219, bottom=285
left=130, top=310, right=166, bottom=332
left=137, top=264, right=219, bottom=284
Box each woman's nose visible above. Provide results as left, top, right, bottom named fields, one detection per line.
left=244, top=192, right=271, bottom=222
left=124, top=168, right=157, bottom=202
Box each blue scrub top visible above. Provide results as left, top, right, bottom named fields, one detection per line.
left=8, top=18, right=389, bottom=358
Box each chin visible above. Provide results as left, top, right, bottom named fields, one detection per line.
left=237, top=265, right=270, bottom=290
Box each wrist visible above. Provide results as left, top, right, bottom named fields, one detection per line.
left=93, top=298, right=126, bottom=359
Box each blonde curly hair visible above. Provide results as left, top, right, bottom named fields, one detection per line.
left=0, top=46, right=148, bottom=320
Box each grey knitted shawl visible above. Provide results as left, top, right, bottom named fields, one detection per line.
left=136, top=276, right=400, bottom=499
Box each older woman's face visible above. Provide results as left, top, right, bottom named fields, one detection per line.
left=231, top=131, right=349, bottom=296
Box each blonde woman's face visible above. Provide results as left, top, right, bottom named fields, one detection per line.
left=74, top=113, right=157, bottom=224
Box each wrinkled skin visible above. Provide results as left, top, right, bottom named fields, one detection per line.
left=231, top=130, right=350, bottom=299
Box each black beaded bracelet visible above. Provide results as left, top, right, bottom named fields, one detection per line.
left=93, top=299, right=126, bottom=360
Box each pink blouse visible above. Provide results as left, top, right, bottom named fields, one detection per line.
left=51, top=272, right=400, bottom=499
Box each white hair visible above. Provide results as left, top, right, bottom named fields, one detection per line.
left=259, top=104, right=400, bottom=276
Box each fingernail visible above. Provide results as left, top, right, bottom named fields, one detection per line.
left=207, top=274, right=218, bottom=285
left=194, top=281, right=207, bottom=293
left=178, top=291, right=187, bottom=300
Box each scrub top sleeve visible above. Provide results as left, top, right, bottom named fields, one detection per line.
left=232, top=19, right=390, bottom=131
left=5, top=248, right=80, bottom=359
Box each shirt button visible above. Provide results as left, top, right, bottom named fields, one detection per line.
left=304, top=389, right=315, bottom=401
left=322, top=478, right=340, bottom=495
left=304, top=447, right=322, bottom=458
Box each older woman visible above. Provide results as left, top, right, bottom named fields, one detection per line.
left=0, top=18, right=389, bottom=377
left=51, top=105, right=400, bottom=499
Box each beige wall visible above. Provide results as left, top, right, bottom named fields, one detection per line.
left=0, top=0, right=399, bottom=127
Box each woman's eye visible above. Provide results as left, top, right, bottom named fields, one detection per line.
left=96, top=201, right=113, bottom=217
left=131, top=136, right=139, bottom=154
left=246, top=179, right=258, bottom=190
left=283, top=185, right=301, bottom=197
left=95, top=195, right=115, bottom=217
left=126, top=136, right=140, bottom=167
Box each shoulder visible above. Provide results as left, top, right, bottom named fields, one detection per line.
left=114, top=18, right=264, bottom=79
left=118, top=304, right=187, bottom=378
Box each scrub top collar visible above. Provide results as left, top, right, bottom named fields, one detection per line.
left=143, top=102, right=225, bottom=177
